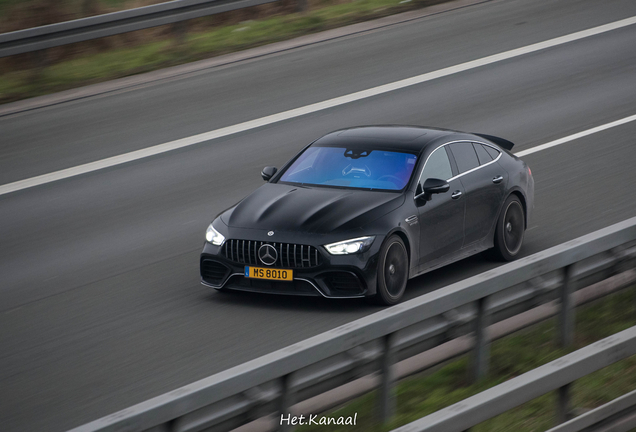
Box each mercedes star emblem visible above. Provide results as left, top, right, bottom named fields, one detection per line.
left=258, top=244, right=278, bottom=266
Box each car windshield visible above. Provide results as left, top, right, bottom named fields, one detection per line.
left=278, top=146, right=418, bottom=191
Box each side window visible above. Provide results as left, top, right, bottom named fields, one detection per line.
left=483, top=144, right=500, bottom=159
left=449, top=142, right=479, bottom=174
left=473, top=143, right=493, bottom=165
left=420, top=147, right=452, bottom=183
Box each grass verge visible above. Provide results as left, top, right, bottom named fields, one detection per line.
left=297, top=288, right=636, bottom=432
left=0, top=0, right=449, bottom=104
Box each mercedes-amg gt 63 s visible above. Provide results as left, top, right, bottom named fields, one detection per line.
left=201, top=126, right=534, bottom=305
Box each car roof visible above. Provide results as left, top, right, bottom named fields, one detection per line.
left=312, top=125, right=483, bottom=152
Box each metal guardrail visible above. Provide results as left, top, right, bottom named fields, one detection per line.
left=230, top=271, right=636, bottom=432
left=0, top=0, right=280, bottom=58
left=546, top=389, right=636, bottom=432
left=392, top=325, right=636, bottom=432
left=69, top=216, right=636, bottom=432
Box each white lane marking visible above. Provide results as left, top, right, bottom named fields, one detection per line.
left=514, top=114, right=636, bottom=157
left=1, top=16, right=636, bottom=197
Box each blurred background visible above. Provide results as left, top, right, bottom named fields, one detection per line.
left=0, top=0, right=445, bottom=104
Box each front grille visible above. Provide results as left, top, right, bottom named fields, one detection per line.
left=223, top=239, right=321, bottom=268
left=201, top=260, right=230, bottom=285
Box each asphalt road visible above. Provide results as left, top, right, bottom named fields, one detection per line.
left=1, top=0, right=636, bottom=430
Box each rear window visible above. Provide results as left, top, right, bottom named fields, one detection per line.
left=484, top=145, right=500, bottom=159
left=279, top=146, right=418, bottom=191
left=473, top=143, right=494, bottom=165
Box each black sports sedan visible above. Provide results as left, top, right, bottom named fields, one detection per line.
left=200, top=126, right=534, bottom=305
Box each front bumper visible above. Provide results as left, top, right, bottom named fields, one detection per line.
left=200, top=235, right=383, bottom=298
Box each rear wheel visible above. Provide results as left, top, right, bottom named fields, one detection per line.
left=492, top=195, right=525, bottom=261
left=372, top=235, right=409, bottom=305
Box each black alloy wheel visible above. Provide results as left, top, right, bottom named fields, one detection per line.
left=373, top=235, right=409, bottom=305
left=493, top=195, right=525, bottom=261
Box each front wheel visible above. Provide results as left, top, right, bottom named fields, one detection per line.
left=372, top=235, right=409, bottom=305
left=492, top=195, right=525, bottom=261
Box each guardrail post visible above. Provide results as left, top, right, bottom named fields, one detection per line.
left=556, top=383, right=571, bottom=424
left=28, top=49, right=49, bottom=86
left=378, top=332, right=397, bottom=424
left=559, top=265, right=575, bottom=348
left=297, top=0, right=308, bottom=13
left=81, top=0, right=98, bottom=15
left=31, top=49, right=49, bottom=69
left=277, top=373, right=294, bottom=432
left=172, top=21, right=188, bottom=46
left=472, top=296, right=490, bottom=381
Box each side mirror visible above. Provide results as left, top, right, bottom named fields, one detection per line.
left=261, top=166, right=277, bottom=181
left=415, top=178, right=449, bottom=201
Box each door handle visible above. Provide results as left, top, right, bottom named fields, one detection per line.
left=451, top=190, right=462, bottom=199
left=492, top=175, right=504, bottom=184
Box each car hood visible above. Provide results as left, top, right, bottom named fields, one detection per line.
left=221, top=183, right=404, bottom=234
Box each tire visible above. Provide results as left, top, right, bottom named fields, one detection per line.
left=492, top=195, right=525, bottom=261
left=371, top=235, right=409, bottom=305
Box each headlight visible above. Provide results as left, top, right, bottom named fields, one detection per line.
left=324, top=236, right=375, bottom=255
left=205, top=224, right=225, bottom=246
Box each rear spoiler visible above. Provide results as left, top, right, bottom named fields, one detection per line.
left=473, top=133, right=515, bottom=150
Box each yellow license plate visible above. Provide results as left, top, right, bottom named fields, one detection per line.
left=245, top=266, right=293, bottom=281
